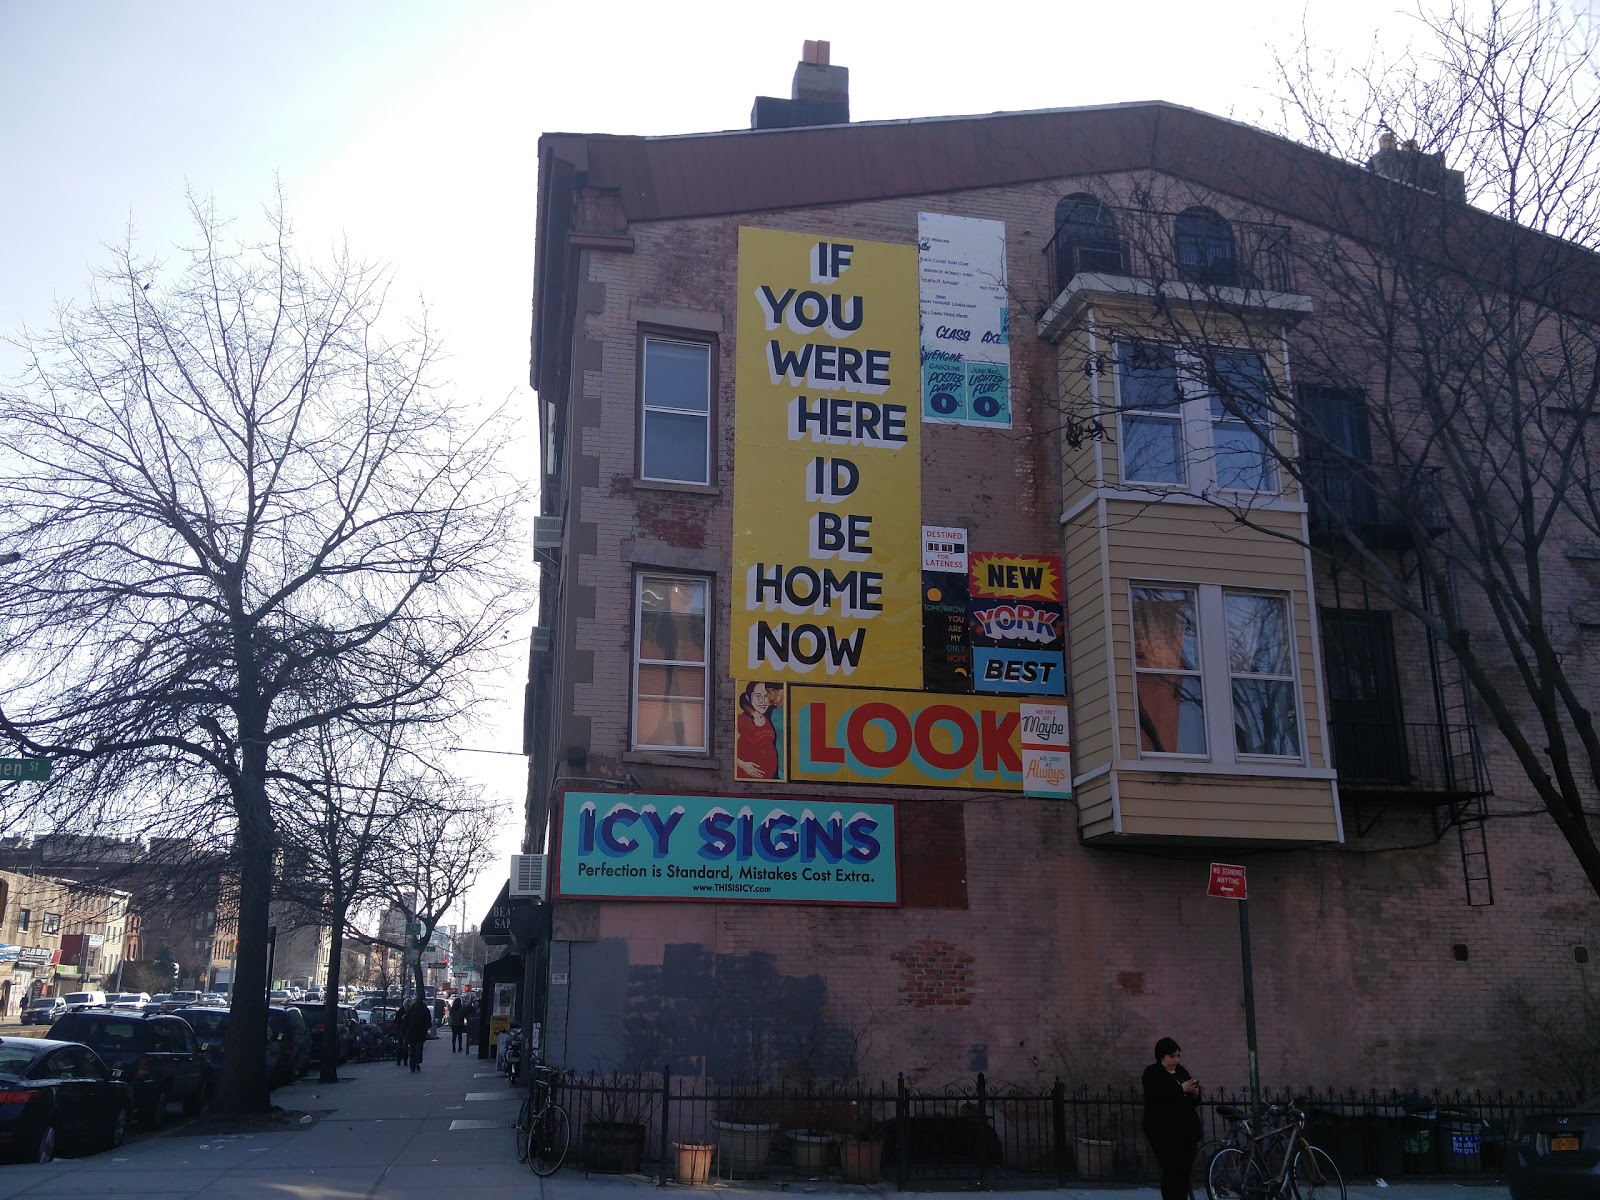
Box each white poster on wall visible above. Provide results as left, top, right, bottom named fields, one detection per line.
left=918, top=212, right=1012, bottom=428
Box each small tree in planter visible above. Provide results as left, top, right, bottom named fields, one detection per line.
left=838, top=1100, right=884, bottom=1183
left=712, top=1077, right=778, bottom=1178
left=578, top=1070, right=654, bottom=1173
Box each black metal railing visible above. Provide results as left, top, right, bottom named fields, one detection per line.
left=1043, top=206, right=1296, bottom=299
left=1330, top=718, right=1489, bottom=796
left=1302, top=461, right=1446, bottom=545
left=543, top=1071, right=1562, bottom=1187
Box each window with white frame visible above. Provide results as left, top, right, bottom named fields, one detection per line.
left=1115, top=342, right=1278, bottom=494
left=632, top=573, right=710, bottom=751
left=1131, top=583, right=1302, bottom=764
left=1132, top=585, right=1207, bottom=754
left=640, top=335, right=712, bottom=484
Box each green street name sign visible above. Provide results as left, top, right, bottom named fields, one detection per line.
left=0, top=759, right=50, bottom=782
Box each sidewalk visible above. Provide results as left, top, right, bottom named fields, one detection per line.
left=0, top=1043, right=1514, bottom=1199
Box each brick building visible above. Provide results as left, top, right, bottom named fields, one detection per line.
left=520, top=49, right=1600, bottom=1091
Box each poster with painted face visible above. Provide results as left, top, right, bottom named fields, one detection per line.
left=733, top=680, right=786, bottom=782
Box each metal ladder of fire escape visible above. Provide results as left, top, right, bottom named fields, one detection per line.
left=1417, top=563, right=1495, bottom=907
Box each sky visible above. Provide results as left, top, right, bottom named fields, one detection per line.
left=0, top=0, right=1490, bottom=934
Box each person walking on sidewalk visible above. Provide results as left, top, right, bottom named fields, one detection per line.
left=448, top=994, right=466, bottom=1052
left=404, top=995, right=432, bottom=1072
left=1142, top=1036, right=1202, bottom=1200
left=394, top=999, right=410, bottom=1066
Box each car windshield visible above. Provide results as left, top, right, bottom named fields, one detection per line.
left=180, top=1009, right=228, bottom=1035
left=0, top=1046, right=41, bottom=1080
left=64, top=992, right=96, bottom=1005
left=55, top=1017, right=142, bottom=1050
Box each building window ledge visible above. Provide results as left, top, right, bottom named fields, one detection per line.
left=622, top=750, right=724, bottom=772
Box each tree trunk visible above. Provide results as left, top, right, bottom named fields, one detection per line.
left=319, top=901, right=348, bottom=1083
left=217, top=765, right=273, bottom=1114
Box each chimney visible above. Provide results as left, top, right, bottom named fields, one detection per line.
left=751, top=40, right=850, bottom=130
left=1367, top=132, right=1465, bottom=202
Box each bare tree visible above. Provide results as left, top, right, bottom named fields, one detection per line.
left=369, top=790, right=498, bottom=1004
left=275, top=716, right=418, bottom=1082
left=0, top=196, right=527, bottom=1111
left=1053, top=2, right=1600, bottom=895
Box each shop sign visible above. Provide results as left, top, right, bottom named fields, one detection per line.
left=968, top=552, right=1066, bottom=695
left=731, top=227, right=922, bottom=690
left=554, top=790, right=898, bottom=906
left=918, top=212, right=1012, bottom=428
left=790, top=686, right=1070, bottom=792
left=16, top=947, right=57, bottom=968
left=0, top=945, right=18, bottom=963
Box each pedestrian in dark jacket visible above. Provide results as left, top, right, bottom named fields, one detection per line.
left=448, top=996, right=466, bottom=1052
left=1142, top=1036, right=1202, bottom=1200
left=403, top=995, right=432, bottom=1071
left=394, top=999, right=410, bottom=1066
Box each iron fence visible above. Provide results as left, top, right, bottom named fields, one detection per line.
left=541, top=1070, right=1572, bottom=1189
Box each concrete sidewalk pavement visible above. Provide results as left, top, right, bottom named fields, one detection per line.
left=0, top=1043, right=1515, bottom=1199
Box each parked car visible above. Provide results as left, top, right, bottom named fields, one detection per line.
left=288, top=1002, right=352, bottom=1065
left=0, top=1037, right=133, bottom=1162
left=303, top=988, right=322, bottom=1003
left=1511, top=1106, right=1600, bottom=1199
left=20, top=997, right=66, bottom=1026
left=174, top=1005, right=289, bottom=1087
left=60, top=991, right=106, bottom=1013
left=47, top=1011, right=211, bottom=1128
left=107, top=993, right=153, bottom=1014
left=158, top=991, right=201, bottom=1013
left=266, top=1006, right=310, bottom=1085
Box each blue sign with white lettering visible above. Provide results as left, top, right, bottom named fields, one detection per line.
left=555, top=791, right=898, bottom=906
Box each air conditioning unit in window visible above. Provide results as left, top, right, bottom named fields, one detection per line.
left=533, top=515, right=564, bottom=550
left=529, top=627, right=553, bottom=653
left=509, top=853, right=548, bottom=899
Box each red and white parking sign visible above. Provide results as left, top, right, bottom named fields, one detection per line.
left=1207, top=862, right=1248, bottom=899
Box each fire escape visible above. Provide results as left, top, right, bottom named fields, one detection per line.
left=1302, top=414, right=1495, bottom=907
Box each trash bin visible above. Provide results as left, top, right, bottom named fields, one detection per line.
left=1438, top=1109, right=1486, bottom=1173
left=1307, top=1105, right=1365, bottom=1178
left=1402, top=1106, right=1435, bottom=1173
left=1365, top=1105, right=1406, bottom=1178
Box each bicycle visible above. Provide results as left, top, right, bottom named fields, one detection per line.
left=513, top=1062, right=570, bottom=1176
left=1193, top=1103, right=1252, bottom=1191
left=1207, top=1102, right=1344, bottom=1200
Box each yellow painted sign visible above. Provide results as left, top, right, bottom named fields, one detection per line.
left=732, top=229, right=922, bottom=688
left=789, top=685, right=1070, bottom=794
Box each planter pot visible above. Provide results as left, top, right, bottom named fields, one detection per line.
left=674, top=1140, right=714, bottom=1184
left=840, top=1136, right=882, bottom=1183
left=582, top=1121, right=646, bottom=1173
left=1074, top=1136, right=1115, bottom=1179
left=711, top=1118, right=778, bottom=1177
left=786, top=1129, right=837, bottom=1177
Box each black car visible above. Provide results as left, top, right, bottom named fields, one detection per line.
left=0, top=1037, right=133, bottom=1162
left=1511, top=1107, right=1600, bottom=1199
left=20, top=997, right=66, bottom=1026
left=48, top=1011, right=210, bottom=1128
left=288, top=1002, right=353, bottom=1065
left=267, top=1006, right=310, bottom=1085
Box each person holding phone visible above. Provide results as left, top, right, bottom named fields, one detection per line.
left=1142, top=1036, right=1202, bottom=1200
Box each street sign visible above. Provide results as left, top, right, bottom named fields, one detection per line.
left=1207, top=862, right=1248, bottom=899
left=0, top=759, right=50, bottom=781
left=406, top=922, right=421, bottom=936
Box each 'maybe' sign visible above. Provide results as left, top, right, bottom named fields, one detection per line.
left=732, top=229, right=922, bottom=687
left=553, top=790, right=899, bottom=905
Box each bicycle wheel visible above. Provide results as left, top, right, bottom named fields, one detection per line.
left=514, top=1094, right=533, bottom=1163
left=1291, top=1144, right=1345, bottom=1200
left=1193, top=1139, right=1225, bottom=1191
left=528, top=1103, right=570, bottom=1176
left=1208, top=1146, right=1267, bottom=1200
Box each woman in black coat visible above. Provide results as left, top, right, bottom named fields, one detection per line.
left=1142, top=1036, right=1202, bottom=1200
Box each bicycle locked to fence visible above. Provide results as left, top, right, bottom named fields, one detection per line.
left=1203, top=1101, right=1345, bottom=1200
left=513, top=1061, right=571, bottom=1177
